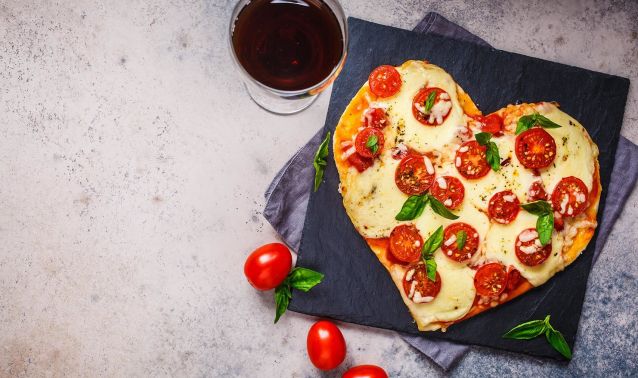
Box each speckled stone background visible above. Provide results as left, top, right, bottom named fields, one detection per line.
left=0, top=0, right=636, bottom=376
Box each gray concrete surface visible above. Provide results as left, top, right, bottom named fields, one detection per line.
left=0, top=0, right=636, bottom=376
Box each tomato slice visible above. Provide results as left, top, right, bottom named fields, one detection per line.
left=515, top=128, right=557, bottom=169
left=430, top=176, right=465, bottom=209
left=474, top=263, right=508, bottom=297
left=354, top=127, right=384, bottom=158
left=515, top=228, right=552, bottom=266
left=402, top=263, right=441, bottom=303
left=441, top=222, right=479, bottom=262
left=395, top=154, right=435, bottom=195
left=527, top=181, right=548, bottom=202
left=455, top=140, right=490, bottom=179
left=506, top=267, right=522, bottom=291
left=551, top=176, right=589, bottom=217
left=389, top=224, right=423, bottom=263
left=368, top=65, right=401, bottom=98
left=412, top=87, right=452, bottom=126
left=362, top=107, right=388, bottom=129
left=346, top=152, right=373, bottom=172
left=488, top=190, right=521, bottom=224
left=481, top=113, right=504, bottom=135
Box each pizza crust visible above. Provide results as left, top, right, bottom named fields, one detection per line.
left=333, top=60, right=600, bottom=331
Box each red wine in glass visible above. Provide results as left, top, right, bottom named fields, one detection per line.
left=231, top=0, right=345, bottom=92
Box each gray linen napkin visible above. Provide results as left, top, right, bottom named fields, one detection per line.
left=263, top=12, right=638, bottom=370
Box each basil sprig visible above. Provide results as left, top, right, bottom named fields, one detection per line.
left=475, top=132, right=501, bottom=172
left=516, top=112, right=562, bottom=134
left=366, top=134, right=379, bottom=155
left=456, top=230, right=467, bottom=251
left=395, top=194, right=459, bottom=221
left=274, top=267, right=324, bottom=323
left=424, top=91, right=437, bottom=114
left=521, top=200, right=554, bottom=246
left=503, top=315, right=572, bottom=359
left=313, top=131, right=331, bottom=192
left=422, top=226, right=443, bottom=281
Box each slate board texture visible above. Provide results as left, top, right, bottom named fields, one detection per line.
left=289, top=18, right=630, bottom=360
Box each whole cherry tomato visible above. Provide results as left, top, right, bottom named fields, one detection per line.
left=243, top=243, right=292, bottom=290
left=342, top=365, right=389, bottom=378
left=307, top=320, right=346, bottom=370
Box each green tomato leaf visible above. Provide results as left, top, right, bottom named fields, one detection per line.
left=502, top=319, right=547, bottom=340
left=537, top=212, right=554, bottom=246
left=475, top=132, right=492, bottom=145
left=287, top=267, right=324, bottom=292
left=425, top=258, right=437, bottom=282
left=521, top=200, right=553, bottom=216
left=546, top=328, right=572, bottom=359
left=365, top=134, right=379, bottom=155
left=424, top=91, right=437, bottom=113
left=456, top=230, right=467, bottom=251
left=428, top=195, right=459, bottom=220
left=486, top=141, right=501, bottom=172
left=535, top=114, right=562, bottom=129
left=422, top=225, right=444, bottom=257
left=395, top=195, right=429, bottom=221
left=274, top=283, right=292, bottom=324
left=313, top=131, right=331, bottom=192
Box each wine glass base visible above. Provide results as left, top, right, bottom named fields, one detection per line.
left=244, top=82, right=319, bottom=115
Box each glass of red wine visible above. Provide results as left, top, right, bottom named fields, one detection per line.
left=229, top=0, right=347, bottom=114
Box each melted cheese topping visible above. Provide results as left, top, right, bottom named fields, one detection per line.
left=373, top=61, right=466, bottom=154
left=390, top=253, right=476, bottom=329
left=484, top=211, right=565, bottom=286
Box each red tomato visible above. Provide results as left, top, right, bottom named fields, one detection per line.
left=429, top=176, right=465, bottom=209
left=515, top=128, right=557, bottom=169
left=347, top=153, right=374, bottom=172
left=441, top=222, right=479, bottom=262
left=474, top=263, right=508, bottom=297
left=515, top=228, right=552, bottom=266
left=479, top=113, right=504, bottom=135
left=551, top=176, right=589, bottom=217
left=389, top=224, right=423, bottom=263
left=402, top=263, right=441, bottom=302
left=412, top=87, right=451, bottom=126
left=488, top=190, right=521, bottom=224
left=368, top=65, right=402, bottom=98
left=506, top=267, right=522, bottom=291
left=307, top=320, right=346, bottom=371
left=395, top=154, right=435, bottom=195
left=243, top=243, right=292, bottom=290
left=527, top=181, right=548, bottom=202
left=455, top=140, right=490, bottom=179
left=363, top=108, right=389, bottom=129
left=343, top=365, right=389, bottom=378
left=354, top=127, right=385, bottom=158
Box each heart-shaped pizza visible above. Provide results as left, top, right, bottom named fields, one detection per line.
left=333, top=60, right=600, bottom=331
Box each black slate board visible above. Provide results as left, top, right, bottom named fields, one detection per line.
left=290, top=18, right=630, bottom=360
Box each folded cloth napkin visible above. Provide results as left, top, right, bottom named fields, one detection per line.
left=263, top=12, right=638, bottom=370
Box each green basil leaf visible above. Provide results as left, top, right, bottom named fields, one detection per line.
left=395, top=195, right=428, bottom=221
left=424, top=91, right=437, bottom=113
left=365, top=134, right=379, bottom=155
left=313, top=131, right=331, bottom=192
left=537, top=212, right=554, bottom=246
left=422, top=225, right=444, bottom=257
left=545, top=328, right=572, bottom=359
left=287, top=267, right=324, bottom=292
left=486, top=141, right=501, bottom=171
left=425, top=258, right=437, bottom=282
left=428, top=195, right=459, bottom=220
left=521, top=200, right=553, bottom=216
left=475, top=132, right=492, bottom=146
left=516, top=115, right=536, bottom=134
left=502, top=319, right=547, bottom=340
left=535, top=114, right=562, bottom=129
left=274, top=283, right=292, bottom=324
left=456, top=230, right=467, bottom=251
